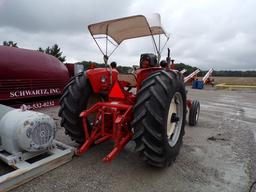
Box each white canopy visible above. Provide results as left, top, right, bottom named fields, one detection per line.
left=88, top=14, right=169, bottom=45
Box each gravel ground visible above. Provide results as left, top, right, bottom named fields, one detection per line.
left=5, top=87, right=256, bottom=192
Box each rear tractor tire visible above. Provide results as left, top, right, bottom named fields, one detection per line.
left=188, top=100, right=200, bottom=126
left=58, top=72, right=102, bottom=144
left=132, top=70, right=186, bottom=168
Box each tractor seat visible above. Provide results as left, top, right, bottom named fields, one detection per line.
left=118, top=73, right=137, bottom=87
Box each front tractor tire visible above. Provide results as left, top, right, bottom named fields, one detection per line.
left=188, top=100, right=200, bottom=126
left=132, top=70, right=186, bottom=168
left=58, top=72, right=101, bottom=144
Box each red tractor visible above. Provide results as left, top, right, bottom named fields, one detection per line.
left=59, top=14, right=200, bottom=167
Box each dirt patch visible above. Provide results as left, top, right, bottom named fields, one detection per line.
left=212, top=76, right=256, bottom=85
left=207, top=133, right=229, bottom=141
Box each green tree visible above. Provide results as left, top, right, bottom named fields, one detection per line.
left=3, top=41, right=18, bottom=48
left=38, top=44, right=66, bottom=62
left=174, top=63, right=198, bottom=76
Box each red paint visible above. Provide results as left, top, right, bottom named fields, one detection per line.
left=86, top=68, right=118, bottom=93
left=186, top=99, right=192, bottom=109
left=78, top=65, right=195, bottom=162
left=135, top=67, right=162, bottom=89
left=108, top=81, right=125, bottom=99
left=0, top=46, right=69, bottom=102
left=65, top=63, right=75, bottom=78
left=77, top=67, right=141, bottom=162
left=79, top=102, right=133, bottom=162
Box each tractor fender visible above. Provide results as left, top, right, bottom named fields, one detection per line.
left=86, top=68, right=119, bottom=93
left=135, top=67, right=162, bottom=89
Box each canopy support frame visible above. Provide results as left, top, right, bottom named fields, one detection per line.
left=88, top=14, right=170, bottom=65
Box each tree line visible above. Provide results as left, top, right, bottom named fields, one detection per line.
left=204, top=70, right=256, bottom=77
left=77, top=61, right=256, bottom=77
left=173, top=63, right=256, bottom=77
left=3, top=41, right=256, bottom=77
left=2, top=41, right=66, bottom=62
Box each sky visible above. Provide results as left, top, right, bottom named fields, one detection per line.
left=0, top=0, right=255, bottom=70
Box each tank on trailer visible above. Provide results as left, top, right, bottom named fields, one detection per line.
left=0, top=46, right=69, bottom=109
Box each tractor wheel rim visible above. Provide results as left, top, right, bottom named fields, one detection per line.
left=196, top=105, right=200, bottom=122
left=167, top=92, right=183, bottom=147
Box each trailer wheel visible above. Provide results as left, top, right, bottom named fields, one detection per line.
left=188, top=100, right=200, bottom=126
left=58, top=72, right=102, bottom=144
left=132, top=70, right=186, bottom=167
